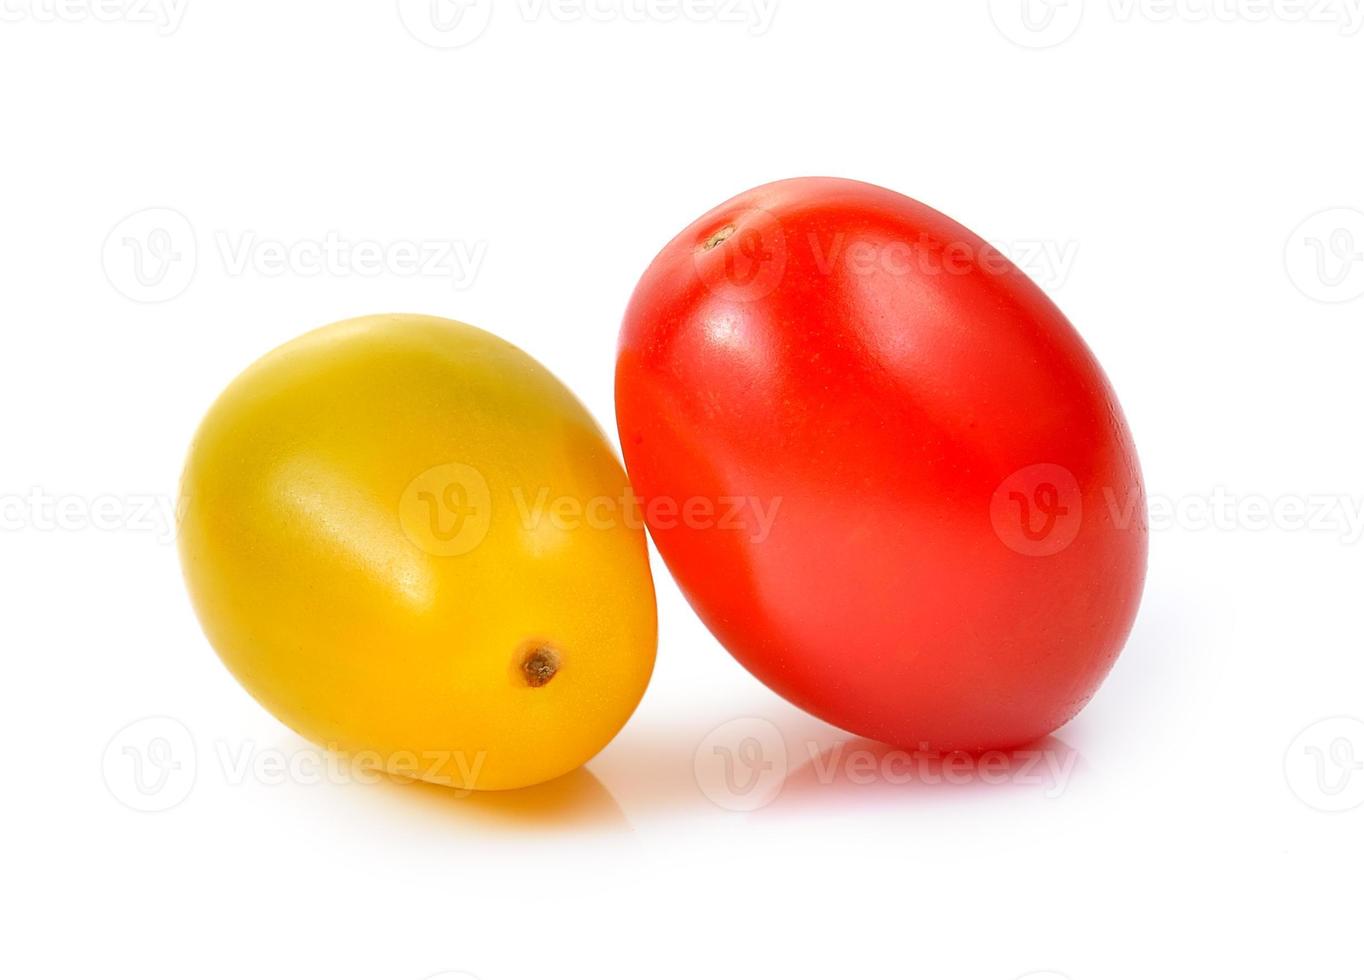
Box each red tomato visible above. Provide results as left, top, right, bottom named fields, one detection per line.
left=616, top=177, right=1147, bottom=751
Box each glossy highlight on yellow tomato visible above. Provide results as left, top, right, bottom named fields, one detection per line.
left=178, top=314, right=657, bottom=791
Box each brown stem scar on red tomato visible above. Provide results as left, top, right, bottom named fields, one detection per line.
left=701, top=225, right=737, bottom=251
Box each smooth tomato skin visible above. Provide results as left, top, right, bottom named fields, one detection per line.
left=180, top=315, right=656, bottom=790
left=616, top=178, right=1146, bottom=751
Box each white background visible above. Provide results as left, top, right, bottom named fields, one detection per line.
left=3, top=2, right=1363, bottom=978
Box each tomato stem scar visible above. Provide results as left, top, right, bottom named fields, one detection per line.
left=701, top=224, right=736, bottom=251
left=521, top=646, right=561, bottom=688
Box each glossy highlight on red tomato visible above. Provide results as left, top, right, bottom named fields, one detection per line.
left=616, top=177, right=1147, bottom=751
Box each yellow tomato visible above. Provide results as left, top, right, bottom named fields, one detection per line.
left=178, top=314, right=657, bottom=791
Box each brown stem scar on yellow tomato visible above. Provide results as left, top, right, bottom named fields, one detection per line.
left=178, top=314, right=657, bottom=792
left=518, top=644, right=561, bottom=688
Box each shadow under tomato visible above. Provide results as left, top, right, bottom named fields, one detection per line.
left=372, top=765, right=631, bottom=833
left=770, top=734, right=1085, bottom=812
left=587, top=709, right=841, bottom=820
left=361, top=717, right=1085, bottom=829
